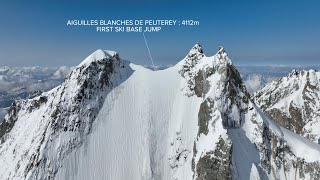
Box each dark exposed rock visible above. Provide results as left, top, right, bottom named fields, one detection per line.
left=195, top=137, right=232, bottom=180
left=197, top=98, right=214, bottom=136
left=27, top=96, right=48, bottom=113
left=187, top=43, right=204, bottom=61
left=178, top=44, right=207, bottom=97
left=254, top=69, right=320, bottom=142
left=219, top=64, right=249, bottom=129
left=270, top=135, right=293, bottom=176
left=179, top=43, right=204, bottom=79
left=267, top=133, right=320, bottom=179
left=0, top=101, right=20, bottom=143
left=260, top=125, right=272, bottom=173
left=194, top=70, right=210, bottom=97
left=297, top=159, right=320, bottom=179
left=267, top=105, right=305, bottom=135
left=288, top=104, right=304, bottom=133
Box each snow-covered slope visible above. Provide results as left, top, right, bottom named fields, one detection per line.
left=254, top=70, right=320, bottom=144
left=0, top=50, right=130, bottom=179
left=0, top=45, right=320, bottom=180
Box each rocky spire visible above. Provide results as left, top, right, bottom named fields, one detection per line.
left=187, top=43, right=204, bottom=61
left=216, top=46, right=228, bottom=60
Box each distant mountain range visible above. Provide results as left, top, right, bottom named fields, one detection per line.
left=0, top=66, right=73, bottom=122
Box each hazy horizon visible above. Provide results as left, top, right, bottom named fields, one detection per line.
left=1, top=0, right=320, bottom=67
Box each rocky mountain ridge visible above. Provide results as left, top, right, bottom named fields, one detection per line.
left=0, top=45, right=319, bottom=180
left=254, top=69, right=320, bottom=144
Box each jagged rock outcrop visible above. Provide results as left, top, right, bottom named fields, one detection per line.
left=179, top=45, right=320, bottom=180
left=0, top=45, right=319, bottom=180
left=254, top=69, right=320, bottom=143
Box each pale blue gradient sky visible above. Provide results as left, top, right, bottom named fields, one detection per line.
left=0, top=0, right=319, bottom=66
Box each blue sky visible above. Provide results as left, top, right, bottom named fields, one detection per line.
left=0, top=0, right=320, bottom=67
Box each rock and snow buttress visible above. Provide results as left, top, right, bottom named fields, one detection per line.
left=0, top=44, right=320, bottom=180
left=254, top=69, right=320, bottom=144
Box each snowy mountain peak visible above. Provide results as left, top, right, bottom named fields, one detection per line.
left=0, top=48, right=131, bottom=179
left=186, top=43, right=204, bottom=61
left=78, top=49, right=119, bottom=67
left=1, top=46, right=320, bottom=180
left=254, top=69, right=320, bottom=143
left=216, top=46, right=229, bottom=61
left=218, top=46, right=225, bottom=53
left=287, top=69, right=318, bottom=78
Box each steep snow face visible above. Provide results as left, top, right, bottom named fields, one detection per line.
left=254, top=70, right=320, bottom=143
left=0, top=46, right=320, bottom=180
left=0, top=50, right=132, bottom=179
left=56, top=61, right=200, bottom=180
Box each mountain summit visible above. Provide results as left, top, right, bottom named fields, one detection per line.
left=186, top=43, right=204, bottom=60
left=254, top=69, right=320, bottom=143
left=0, top=45, right=319, bottom=180
left=78, top=49, right=119, bottom=67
